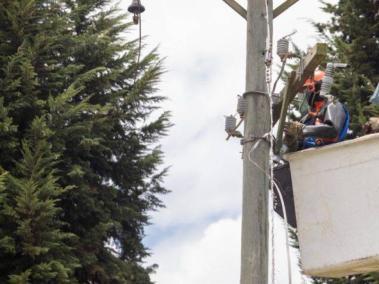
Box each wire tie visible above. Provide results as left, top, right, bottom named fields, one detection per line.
left=243, top=90, right=269, bottom=98
left=241, top=133, right=271, bottom=145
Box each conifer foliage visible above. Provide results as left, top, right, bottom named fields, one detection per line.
left=0, top=0, right=170, bottom=283
left=0, top=118, right=79, bottom=283
left=316, top=0, right=379, bottom=135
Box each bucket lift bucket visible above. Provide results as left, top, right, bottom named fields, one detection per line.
left=285, top=133, right=379, bottom=278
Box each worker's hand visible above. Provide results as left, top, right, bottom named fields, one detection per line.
left=283, top=121, right=304, bottom=152
left=284, top=121, right=304, bottom=140
left=364, top=117, right=379, bottom=134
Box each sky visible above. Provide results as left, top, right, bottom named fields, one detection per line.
left=118, top=0, right=337, bottom=283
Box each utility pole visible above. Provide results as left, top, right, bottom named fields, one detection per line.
left=240, top=0, right=272, bottom=283
left=222, top=1, right=301, bottom=283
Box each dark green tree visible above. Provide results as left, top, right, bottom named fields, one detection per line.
left=0, top=0, right=170, bottom=283
left=315, top=0, right=379, bottom=135
left=0, top=118, right=79, bottom=284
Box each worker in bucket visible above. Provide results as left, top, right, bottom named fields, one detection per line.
left=275, top=70, right=351, bottom=227
left=284, top=70, right=350, bottom=151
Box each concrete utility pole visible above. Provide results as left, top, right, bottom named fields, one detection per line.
left=240, top=0, right=272, bottom=283
left=222, top=1, right=301, bottom=283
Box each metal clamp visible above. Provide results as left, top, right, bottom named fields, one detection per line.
left=241, top=132, right=272, bottom=145
left=243, top=91, right=269, bottom=98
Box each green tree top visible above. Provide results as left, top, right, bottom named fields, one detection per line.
left=0, top=0, right=170, bottom=283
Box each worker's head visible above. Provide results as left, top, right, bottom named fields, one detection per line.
left=303, top=70, right=325, bottom=106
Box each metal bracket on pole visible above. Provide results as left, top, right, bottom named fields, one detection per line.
left=222, top=0, right=247, bottom=20
left=243, top=90, right=269, bottom=98
left=273, top=0, right=299, bottom=18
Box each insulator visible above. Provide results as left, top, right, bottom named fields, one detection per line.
left=237, top=96, right=248, bottom=117
left=325, top=63, right=334, bottom=78
left=320, top=75, right=333, bottom=97
left=225, top=115, right=237, bottom=133
left=320, top=64, right=334, bottom=96
left=277, top=38, right=289, bottom=60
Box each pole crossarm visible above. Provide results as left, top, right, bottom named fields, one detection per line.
left=222, top=0, right=247, bottom=20
left=273, top=43, right=328, bottom=153
left=273, top=0, right=299, bottom=18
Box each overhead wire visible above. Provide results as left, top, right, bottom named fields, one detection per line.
left=272, top=55, right=288, bottom=96
left=247, top=140, right=293, bottom=284
left=259, top=0, right=293, bottom=282
left=264, top=0, right=277, bottom=283
left=273, top=176, right=293, bottom=284
left=264, top=0, right=275, bottom=282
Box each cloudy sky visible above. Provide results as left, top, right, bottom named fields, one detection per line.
left=118, top=0, right=337, bottom=283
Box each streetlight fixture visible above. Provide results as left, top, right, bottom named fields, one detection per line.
left=127, top=0, right=145, bottom=24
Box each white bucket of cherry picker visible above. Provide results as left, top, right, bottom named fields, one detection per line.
left=285, top=133, right=379, bottom=278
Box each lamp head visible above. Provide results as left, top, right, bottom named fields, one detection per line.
left=128, top=0, right=145, bottom=15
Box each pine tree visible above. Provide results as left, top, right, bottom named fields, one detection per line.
left=315, top=0, right=379, bottom=135
left=0, top=118, right=79, bottom=283
left=0, top=0, right=170, bottom=283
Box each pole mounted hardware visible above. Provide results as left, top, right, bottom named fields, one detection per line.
left=244, top=90, right=269, bottom=98
left=225, top=95, right=249, bottom=141
left=222, top=0, right=300, bottom=21
left=222, top=0, right=247, bottom=19
left=225, top=115, right=243, bottom=139
left=320, top=63, right=349, bottom=97
left=225, top=92, right=270, bottom=141
left=241, top=133, right=271, bottom=145
left=273, top=0, right=300, bottom=18
left=237, top=95, right=248, bottom=118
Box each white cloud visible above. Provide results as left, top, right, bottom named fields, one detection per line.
left=136, top=0, right=247, bottom=227
left=149, top=215, right=309, bottom=284
left=150, top=217, right=241, bottom=284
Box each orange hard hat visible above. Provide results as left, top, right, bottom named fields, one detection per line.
left=304, top=70, right=325, bottom=92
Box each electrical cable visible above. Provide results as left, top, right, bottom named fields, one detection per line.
left=270, top=186, right=276, bottom=284
left=264, top=0, right=275, bottom=282
left=263, top=1, right=278, bottom=283
left=272, top=55, right=288, bottom=96
left=247, top=141, right=293, bottom=284
left=273, top=177, right=293, bottom=284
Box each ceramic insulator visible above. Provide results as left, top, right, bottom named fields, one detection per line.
left=225, top=116, right=237, bottom=133
left=277, top=38, right=290, bottom=60
left=237, top=96, right=248, bottom=117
